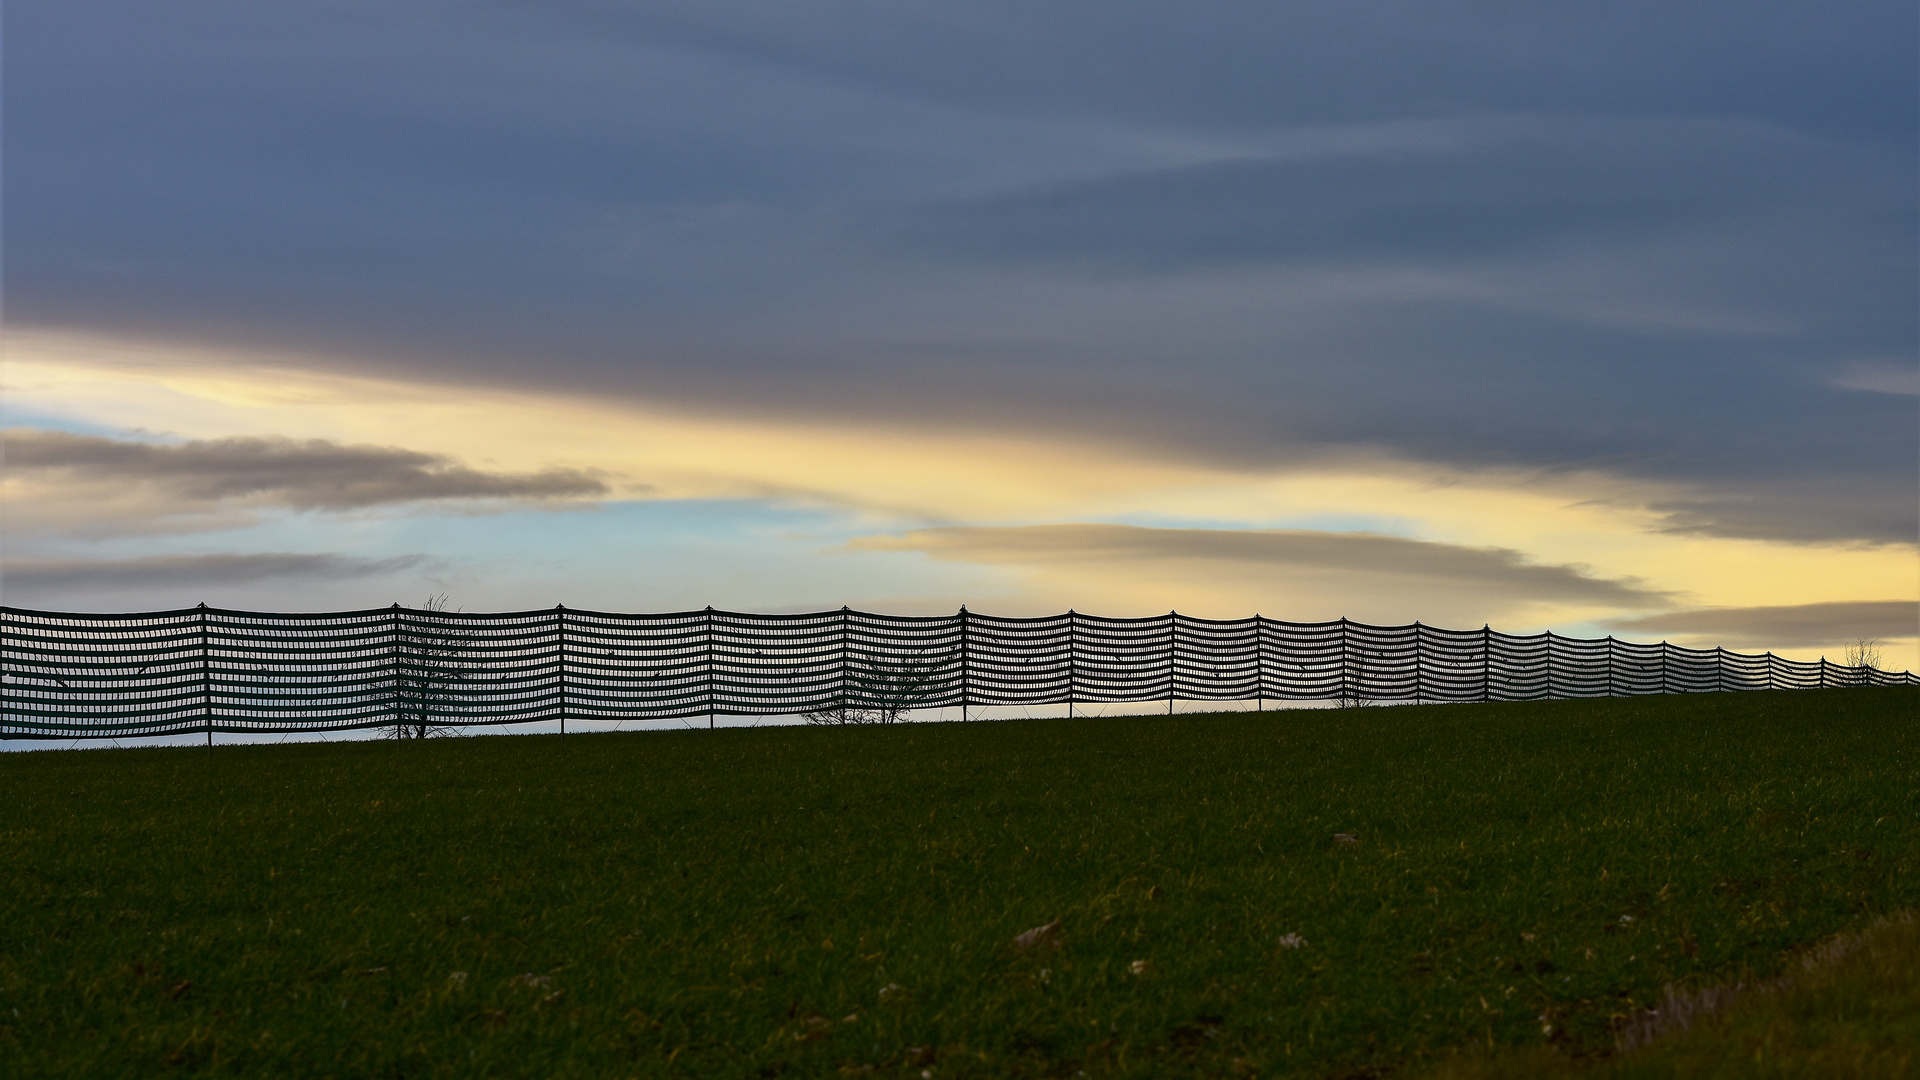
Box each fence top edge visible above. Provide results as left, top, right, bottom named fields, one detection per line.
left=3, top=606, right=1911, bottom=680
left=3, top=605, right=398, bottom=621
left=564, top=608, right=953, bottom=623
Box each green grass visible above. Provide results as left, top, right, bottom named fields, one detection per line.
left=2, top=688, right=1915, bottom=1078
left=1421, top=912, right=1920, bottom=1079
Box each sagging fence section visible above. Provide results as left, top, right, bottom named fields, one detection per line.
left=2, top=605, right=1912, bottom=739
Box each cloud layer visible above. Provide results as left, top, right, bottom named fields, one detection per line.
left=3, top=1, right=1912, bottom=664
left=1608, top=601, right=1918, bottom=650
left=4, top=428, right=611, bottom=528
left=6, top=0, right=1914, bottom=546
left=3, top=553, right=427, bottom=597
left=857, top=524, right=1670, bottom=624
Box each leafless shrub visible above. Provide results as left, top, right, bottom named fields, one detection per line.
left=1843, top=637, right=1883, bottom=686
left=1337, top=651, right=1376, bottom=708
left=391, top=594, right=470, bottom=739
left=804, top=646, right=952, bottom=725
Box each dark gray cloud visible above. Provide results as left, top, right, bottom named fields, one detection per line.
left=886, top=120, right=1871, bottom=270
left=860, top=524, right=1671, bottom=609
left=2, top=553, right=428, bottom=594
left=4, top=429, right=611, bottom=509
left=1608, top=601, right=1918, bottom=650
left=5, top=1, right=1914, bottom=544
left=524, top=2, right=1917, bottom=136
left=1645, top=480, right=1920, bottom=545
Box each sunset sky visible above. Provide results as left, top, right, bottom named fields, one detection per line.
left=4, top=2, right=1916, bottom=665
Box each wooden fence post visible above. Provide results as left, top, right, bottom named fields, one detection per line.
left=1254, top=615, right=1265, bottom=713
left=1339, top=616, right=1350, bottom=706
left=705, top=606, right=715, bottom=729
left=959, top=606, right=970, bottom=722
left=555, top=604, right=567, bottom=736
left=1544, top=630, right=1555, bottom=701
left=1411, top=621, right=1422, bottom=704
left=1066, top=610, right=1076, bottom=719
left=198, top=603, right=212, bottom=750
left=1167, top=611, right=1178, bottom=715
left=390, top=603, right=403, bottom=733
left=1480, top=624, right=1490, bottom=702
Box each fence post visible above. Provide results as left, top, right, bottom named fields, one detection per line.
left=958, top=606, right=970, bottom=722
left=1254, top=615, right=1264, bottom=712
left=1765, top=651, right=1774, bottom=691
left=1606, top=635, right=1614, bottom=697
left=838, top=605, right=851, bottom=717
left=705, top=606, right=715, bottom=729
left=1544, top=630, right=1555, bottom=701
left=1818, top=656, right=1826, bottom=689
left=1660, top=641, right=1669, bottom=695
left=1339, top=616, right=1350, bottom=706
left=1411, top=621, right=1422, bottom=704
left=1066, top=610, right=1075, bottom=719
left=390, top=603, right=403, bottom=734
left=555, top=604, right=567, bottom=736
left=1715, top=646, right=1725, bottom=694
left=198, top=603, right=212, bottom=750
left=1480, top=624, right=1490, bottom=703
left=1167, top=611, right=1178, bottom=715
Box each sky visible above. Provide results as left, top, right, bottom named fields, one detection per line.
left=4, top=1, right=1917, bottom=666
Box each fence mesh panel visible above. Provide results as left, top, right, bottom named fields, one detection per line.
left=3, top=604, right=1912, bottom=738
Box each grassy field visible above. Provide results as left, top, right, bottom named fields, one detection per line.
left=1421, top=911, right=1919, bottom=1079
left=3, top=688, right=1915, bottom=1078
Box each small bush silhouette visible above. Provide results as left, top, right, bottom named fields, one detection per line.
left=391, top=594, right=470, bottom=739
left=804, top=647, right=952, bottom=725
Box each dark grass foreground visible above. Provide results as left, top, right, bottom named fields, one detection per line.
left=1421, top=912, right=1920, bottom=1079
left=3, top=689, right=1915, bottom=1078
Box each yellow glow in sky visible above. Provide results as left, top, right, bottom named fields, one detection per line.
left=5, top=328, right=1915, bottom=663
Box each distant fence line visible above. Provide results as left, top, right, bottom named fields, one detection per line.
left=1, top=605, right=1912, bottom=739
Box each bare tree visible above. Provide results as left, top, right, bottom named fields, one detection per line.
left=391, top=594, right=470, bottom=738
left=805, top=646, right=953, bottom=725
left=1843, top=638, right=1883, bottom=686
left=1336, top=651, right=1376, bottom=709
